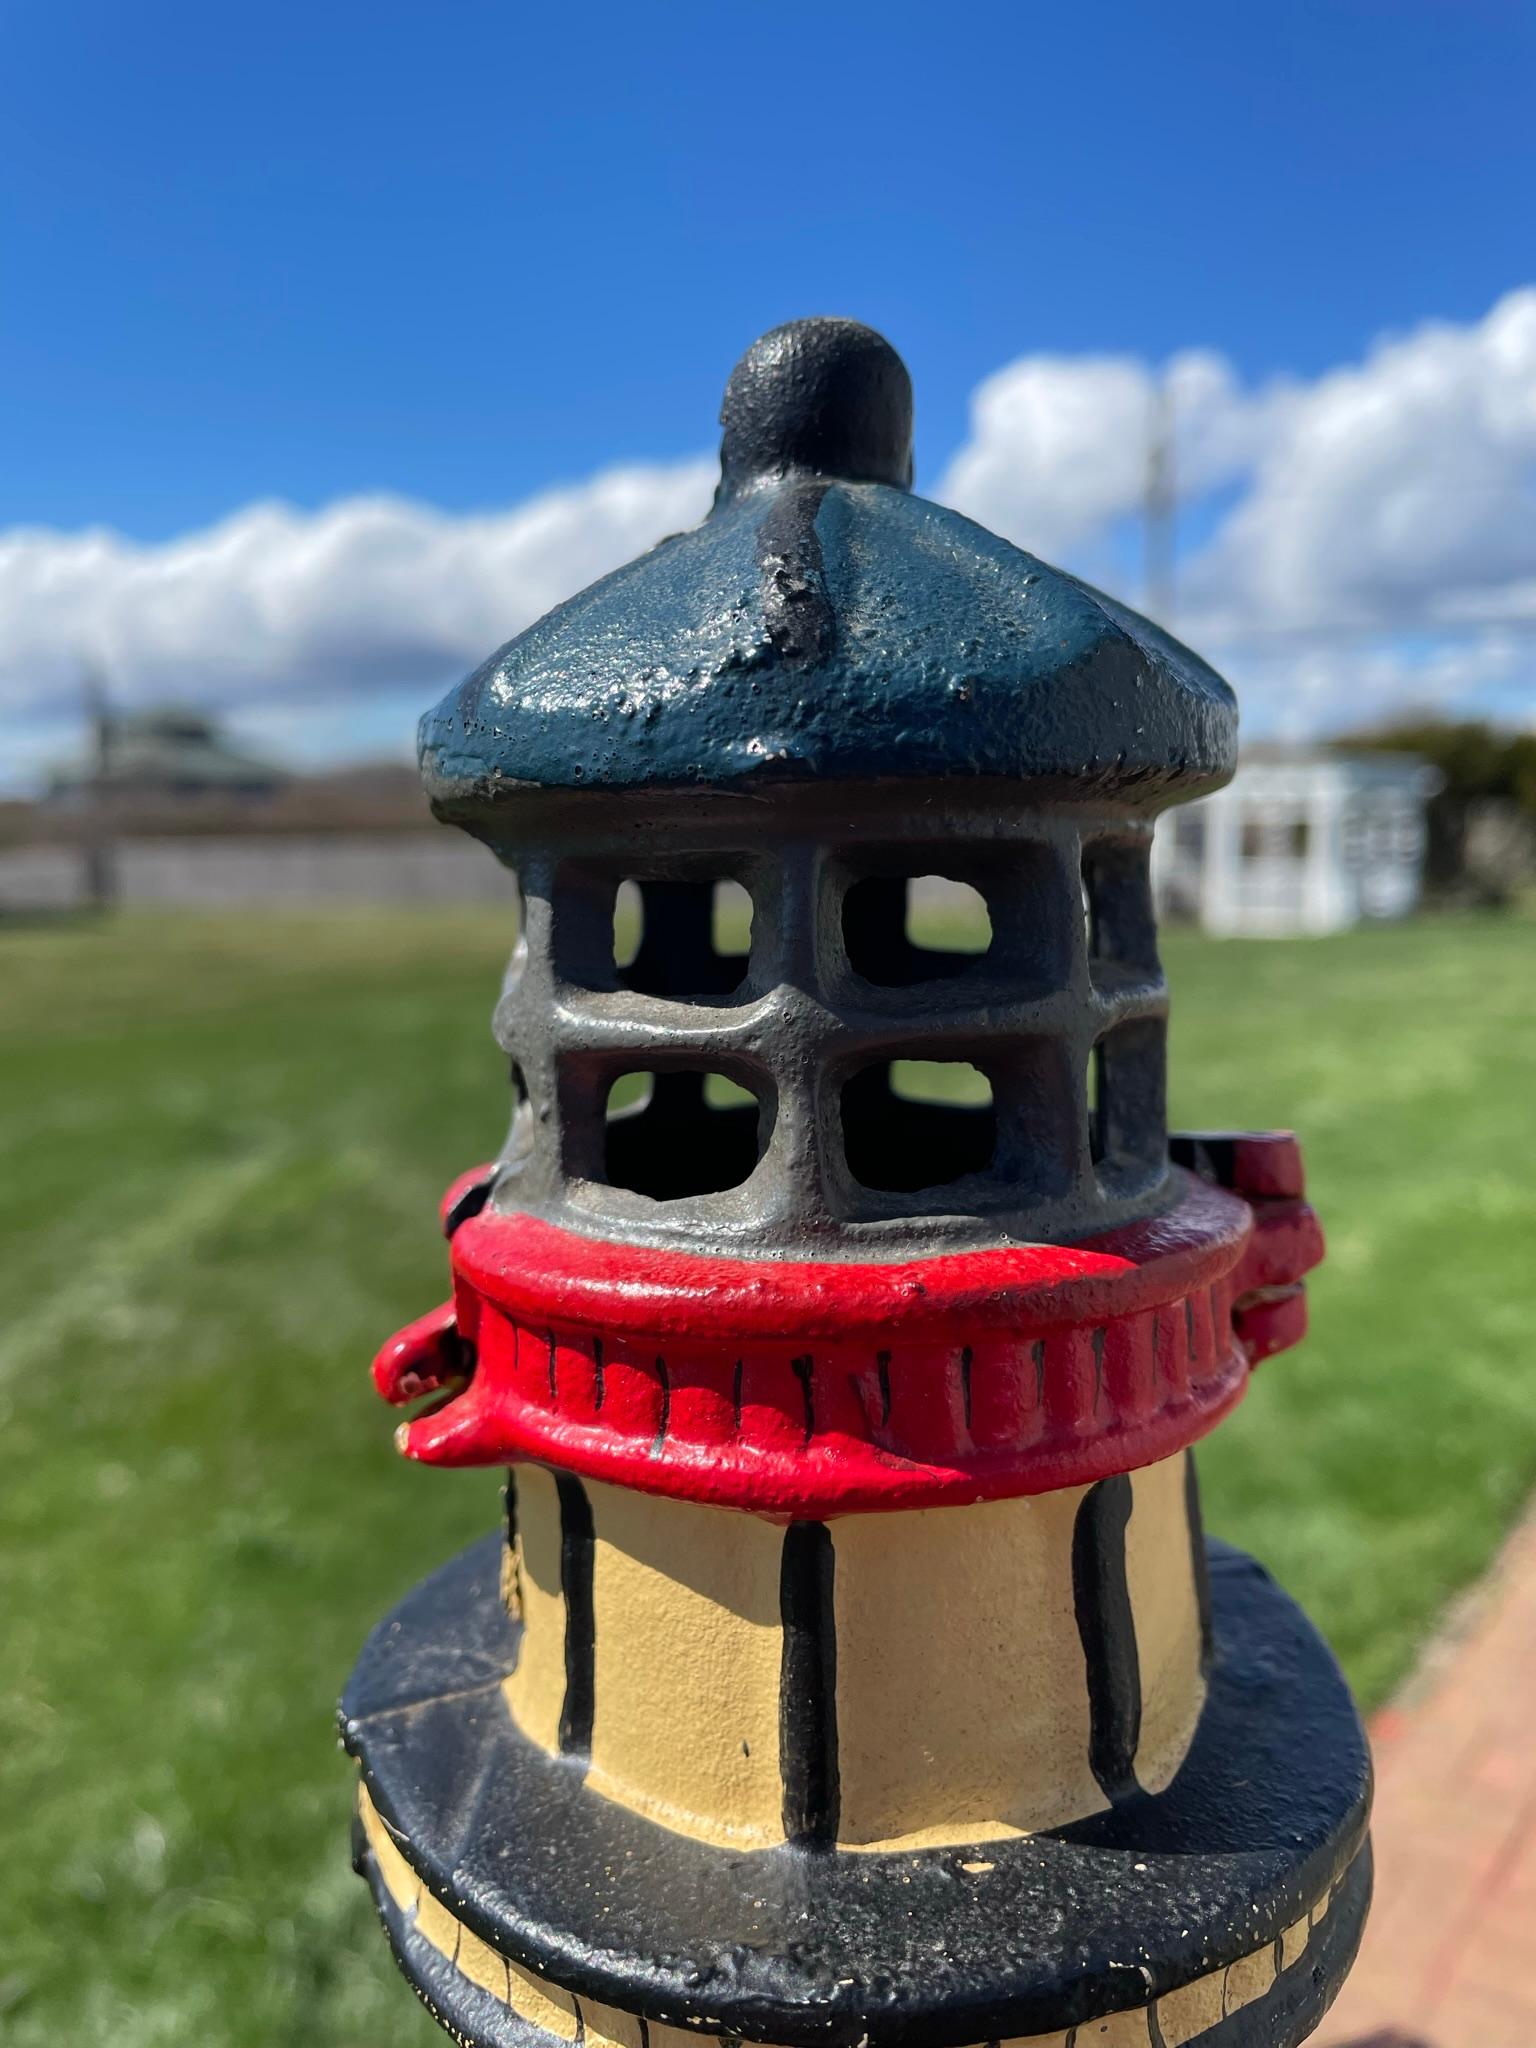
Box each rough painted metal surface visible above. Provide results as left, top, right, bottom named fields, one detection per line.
left=347, top=1535, right=1369, bottom=2046
left=419, top=319, right=1235, bottom=810
left=466, top=793, right=1179, bottom=1259
left=374, top=1146, right=1322, bottom=1510
left=344, top=319, right=1369, bottom=2048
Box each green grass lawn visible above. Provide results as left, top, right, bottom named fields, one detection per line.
left=3, top=907, right=1534, bottom=2046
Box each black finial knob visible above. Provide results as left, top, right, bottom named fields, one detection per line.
left=717, top=317, right=914, bottom=500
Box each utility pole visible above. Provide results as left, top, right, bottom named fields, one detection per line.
left=1144, top=374, right=1176, bottom=628
left=81, top=670, right=119, bottom=911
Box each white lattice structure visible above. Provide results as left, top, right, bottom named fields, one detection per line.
left=1152, top=749, right=1439, bottom=937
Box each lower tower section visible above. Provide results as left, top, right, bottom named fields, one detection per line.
left=345, top=1137, right=1368, bottom=2048
left=499, top=1452, right=1209, bottom=1854
left=345, top=313, right=1373, bottom=2048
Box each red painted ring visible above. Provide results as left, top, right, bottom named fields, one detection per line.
left=380, top=1171, right=1303, bottom=1513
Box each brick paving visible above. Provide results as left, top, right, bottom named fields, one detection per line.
left=1314, top=1500, right=1536, bottom=2048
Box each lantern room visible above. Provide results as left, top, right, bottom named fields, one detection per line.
left=419, top=317, right=1235, bottom=1258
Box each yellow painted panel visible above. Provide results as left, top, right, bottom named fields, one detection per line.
left=586, top=1480, right=785, bottom=1848
left=414, top=1884, right=460, bottom=1962
left=1072, top=2008, right=1153, bottom=2043
left=456, top=1923, right=512, bottom=2003
left=1224, top=1943, right=1277, bottom=2013
left=577, top=1999, right=646, bottom=2048
left=645, top=2024, right=710, bottom=2048
left=1280, top=1915, right=1310, bottom=1969
left=503, top=1465, right=567, bottom=1755
left=575, top=1999, right=723, bottom=2048
left=508, top=1960, right=581, bottom=2042
left=832, top=1487, right=1103, bottom=1847
left=1155, top=1969, right=1226, bottom=2046
left=1124, top=1456, right=1206, bottom=1794
left=1311, top=1884, right=1333, bottom=1925
left=357, top=1784, right=420, bottom=1914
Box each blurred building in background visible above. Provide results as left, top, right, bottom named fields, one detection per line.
left=0, top=714, right=1453, bottom=929
left=1, top=698, right=512, bottom=912
left=1153, top=748, right=1439, bottom=936
left=45, top=706, right=287, bottom=809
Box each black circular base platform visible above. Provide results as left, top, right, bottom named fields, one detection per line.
left=343, top=1535, right=1371, bottom=2048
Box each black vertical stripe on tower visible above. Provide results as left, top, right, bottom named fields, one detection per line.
left=778, top=1522, right=839, bottom=1847
left=555, top=1473, right=596, bottom=1760
left=1071, top=1473, right=1142, bottom=1805
left=1184, top=1450, right=1215, bottom=1673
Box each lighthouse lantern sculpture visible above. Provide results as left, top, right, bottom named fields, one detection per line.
left=344, top=320, right=1370, bottom=2048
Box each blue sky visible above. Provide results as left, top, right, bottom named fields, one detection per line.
left=3, top=0, right=1534, bottom=779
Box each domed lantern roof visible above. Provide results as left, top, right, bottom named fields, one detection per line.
left=419, top=318, right=1236, bottom=822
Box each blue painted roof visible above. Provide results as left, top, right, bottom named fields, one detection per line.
left=419, top=322, right=1236, bottom=813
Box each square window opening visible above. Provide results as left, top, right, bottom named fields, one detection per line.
left=1090, top=1021, right=1167, bottom=1198
left=602, top=1068, right=769, bottom=1199
left=1081, top=839, right=1160, bottom=979
left=615, top=877, right=753, bottom=998
left=905, top=878, right=992, bottom=957
left=841, top=1060, right=997, bottom=1194
left=842, top=844, right=1067, bottom=999
left=844, top=875, right=992, bottom=986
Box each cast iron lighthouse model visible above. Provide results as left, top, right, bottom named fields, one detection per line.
left=343, top=320, right=1370, bottom=2048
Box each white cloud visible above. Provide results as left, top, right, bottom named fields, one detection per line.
left=4, top=291, right=1534, bottom=790
left=1185, top=291, right=1536, bottom=639
left=939, top=290, right=1536, bottom=662
left=937, top=347, right=1291, bottom=559
left=1217, top=629, right=1534, bottom=743
left=0, top=459, right=716, bottom=725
